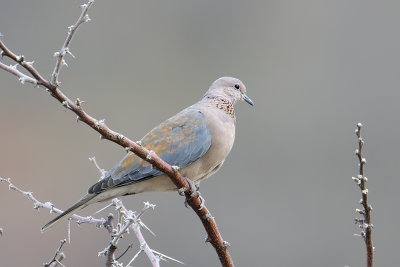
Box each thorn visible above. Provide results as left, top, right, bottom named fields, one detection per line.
left=355, top=208, right=364, bottom=215
left=18, top=77, right=26, bottom=84
left=15, top=55, right=24, bottom=63
left=143, top=201, right=156, bottom=210
left=64, top=47, right=75, bottom=58
left=100, top=135, right=105, bottom=140
left=202, top=212, right=213, bottom=221
left=362, top=223, right=370, bottom=229
left=62, top=100, right=70, bottom=109
left=362, top=189, right=368, bottom=195
left=150, top=249, right=184, bottom=265
left=222, top=241, right=231, bottom=248
left=84, top=14, right=91, bottom=23
left=136, top=140, right=142, bottom=146
left=26, top=60, right=34, bottom=66
left=171, top=165, right=180, bottom=172
left=68, top=25, right=75, bottom=33
left=357, top=122, right=363, bottom=128
left=361, top=158, right=367, bottom=164
left=61, top=59, right=68, bottom=67
left=205, top=236, right=211, bottom=243
left=53, top=51, right=60, bottom=57
left=94, top=119, right=105, bottom=129
left=354, top=218, right=364, bottom=224
left=351, top=177, right=361, bottom=185
left=95, top=203, right=114, bottom=214
left=75, top=98, right=85, bottom=106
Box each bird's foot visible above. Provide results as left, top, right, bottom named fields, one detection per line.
left=182, top=177, right=205, bottom=210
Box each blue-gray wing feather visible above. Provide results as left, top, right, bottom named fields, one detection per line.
left=88, top=109, right=211, bottom=194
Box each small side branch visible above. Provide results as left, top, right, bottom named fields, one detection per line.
left=100, top=200, right=174, bottom=267
left=0, top=177, right=106, bottom=227
left=51, top=0, right=94, bottom=85
left=0, top=61, right=38, bottom=85
left=43, top=239, right=67, bottom=267
left=353, top=123, right=374, bottom=267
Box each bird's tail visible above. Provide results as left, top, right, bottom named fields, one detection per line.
left=41, top=193, right=97, bottom=233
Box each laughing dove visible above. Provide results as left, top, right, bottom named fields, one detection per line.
left=42, top=77, right=253, bottom=232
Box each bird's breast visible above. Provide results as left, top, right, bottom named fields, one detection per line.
left=182, top=107, right=235, bottom=182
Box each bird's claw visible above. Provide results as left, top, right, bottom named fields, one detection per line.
left=197, top=194, right=205, bottom=210
left=182, top=177, right=205, bottom=210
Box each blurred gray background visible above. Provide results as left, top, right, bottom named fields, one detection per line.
left=1, top=0, right=399, bottom=266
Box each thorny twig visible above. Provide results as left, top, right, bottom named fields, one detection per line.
left=51, top=0, right=94, bottom=86
left=43, top=239, right=67, bottom=267
left=0, top=1, right=234, bottom=266
left=0, top=176, right=178, bottom=266
left=89, top=156, right=107, bottom=178
left=100, top=200, right=163, bottom=267
left=0, top=61, right=37, bottom=85
left=353, top=123, right=374, bottom=267
left=0, top=177, right=106, bottom=227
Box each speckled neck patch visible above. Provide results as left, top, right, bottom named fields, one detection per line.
left=207, top=96, right=235, bottom=119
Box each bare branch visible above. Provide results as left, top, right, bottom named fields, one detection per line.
left=353, top=123, right=374, bottom=267
left=101, top=199, right=162, bottom=267
left=0, top=41, right=51, bottom=88
left=89, top=156, right=107, bottom=179
left=0, top=177, right=106, bottom=227
left=1, top=175, right=167, bottom=266
left=51, top=0, right=94, bottom=86
left=0, top=61, right=38, bottom=85
left=44, top=239, right=67, bottom=267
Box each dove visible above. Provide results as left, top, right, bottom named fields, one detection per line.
left=42, top=77, right=253, bottom=232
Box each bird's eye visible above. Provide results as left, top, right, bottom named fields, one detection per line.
left=234, top=84, right=240, bottom=90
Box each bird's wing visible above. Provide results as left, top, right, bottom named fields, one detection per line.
left=88, top=109, right=211, bottom=194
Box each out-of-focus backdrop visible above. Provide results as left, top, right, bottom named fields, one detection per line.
left=1, top=0, right=399, bottom=266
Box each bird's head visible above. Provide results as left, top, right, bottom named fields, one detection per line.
left=205, top=77, right=254, bottom=106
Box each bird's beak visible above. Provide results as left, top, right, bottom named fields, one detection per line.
left=243, top=94, right=254, bottom=106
